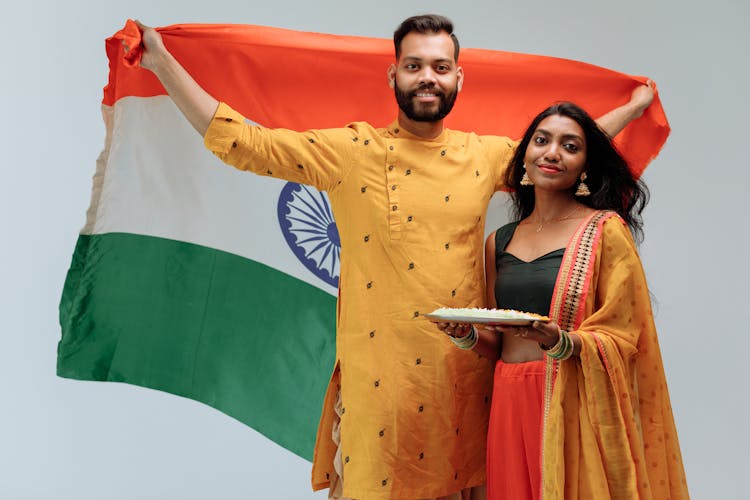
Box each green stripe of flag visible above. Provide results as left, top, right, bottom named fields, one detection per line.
left=58, top=233, right=336, bottom=460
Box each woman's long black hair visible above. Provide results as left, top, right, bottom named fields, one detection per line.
left=504, top=102, right=650, bottom=242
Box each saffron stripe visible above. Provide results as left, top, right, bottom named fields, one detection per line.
left=102, top=22, right=669, bottom=176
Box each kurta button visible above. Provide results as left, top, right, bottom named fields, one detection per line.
left=414, top=311, right=420, bottom=317
left=374, top=380, right=380, bottom=387
left=361, top=186, right=367, bottom=193
left=392, top=205, right=398, bottom=211
left=297, top=164, right=304, bottom=169
left=388, top=165, right=394, bottom=171
left=369, top=331, right=375, bottom=338
left=379, top=429, right=385, bottom=437
left=391, top=185, right=397, bottom=191
left=367, top=281, right=373, bottom=289
left=444, top=195, right=450, bottom=202
left=445, top=243, right=450, bottom=249
left=407, top=215, right=413, bottom=222
left=416, top=358, right=421, bottom=365
left=451, top=289, right=456, bottom=297
left=231, top=141, right=237, bottom=148
left=405, top=169, right=411, bottom=175
left=326, top=472, right=330, bottom=479
left=266, top=170, right=273, bottom=175
left=364, top=139, right=370, bottom=145
left=352, top=137, right=359, bottom=142
left=394, top=128, right=399, bottom=134
left=364, top=235, right=370, bottom=242
left=418, top=405, right=424, bottom=412
left=389, top=145, right=394, bottom=150
left=345, top=456, right=350, bottom=463
left=224, top=117, right=232, bottom=122
left=308, top=138, right=315, bottom=143
left=441, top=149, right=446, bottom=156
left=408, top=262, right=414, bottom=269
left=475, top=170, right=480, bottom=176
left=419, top=452, right=424, bottom=460
left=382, top=479, right=388, bottom=486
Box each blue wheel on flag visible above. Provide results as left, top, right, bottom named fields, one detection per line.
left=277, top=182, right=340, bottom=288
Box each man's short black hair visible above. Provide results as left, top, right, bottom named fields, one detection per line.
left=393, top=14, right=460, bottom=62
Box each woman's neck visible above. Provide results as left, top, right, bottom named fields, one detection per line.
left=530, top=191, right=582, bottom=222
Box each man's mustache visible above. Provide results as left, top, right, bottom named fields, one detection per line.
left=410, top=84, right=444, bottom=97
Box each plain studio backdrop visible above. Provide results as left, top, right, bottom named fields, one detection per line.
left=1, top=0, right=747, bottom=498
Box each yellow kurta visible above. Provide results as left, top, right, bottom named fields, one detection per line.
left=543, top=213, right=689, bottom=499
left=204, top=103, right=516, bottom=499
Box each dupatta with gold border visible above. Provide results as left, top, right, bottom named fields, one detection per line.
left=541, top=211, right=689, bottom=499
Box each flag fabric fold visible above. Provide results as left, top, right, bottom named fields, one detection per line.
left=58, top=21, right=670, bottom=461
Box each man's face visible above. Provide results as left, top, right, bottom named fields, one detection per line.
left=389, top=32, right=463, bottom=123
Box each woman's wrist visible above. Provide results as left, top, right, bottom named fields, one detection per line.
left=544, top=327, right=574, bottom=360
left=450, top=325, right=478, bottom=350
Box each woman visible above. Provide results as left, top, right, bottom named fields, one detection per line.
left=441, top=102, right=688, bottom=499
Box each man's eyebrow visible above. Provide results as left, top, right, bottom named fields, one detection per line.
left=401, top=56, right=454, bottom=64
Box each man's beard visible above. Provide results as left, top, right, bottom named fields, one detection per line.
left=394, top=82, right=458, bottom=122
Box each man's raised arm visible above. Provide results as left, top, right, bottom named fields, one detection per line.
left=595, top=80, right=656, bottom=138
left=128, top=21, right=218, bottom=136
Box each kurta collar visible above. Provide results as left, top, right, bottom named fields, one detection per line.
left=386, top=120, right=449, bottom=143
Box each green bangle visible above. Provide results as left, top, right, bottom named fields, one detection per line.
left=450, top=325, right=478, bottom=350
left=546, top=328, right=573, bottom=360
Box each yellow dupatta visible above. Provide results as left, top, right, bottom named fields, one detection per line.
left=541, top=211, right=689, bottom=499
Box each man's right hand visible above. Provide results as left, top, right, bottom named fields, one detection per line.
left=131, top=20, right=167, bottom=73
left=120, top=20, right=219, bottom=136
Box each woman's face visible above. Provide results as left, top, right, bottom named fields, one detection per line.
left=523, top=114, right=587, bottom=192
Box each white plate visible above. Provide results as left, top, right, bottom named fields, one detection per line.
left=424, top=310, right=548, bottom=326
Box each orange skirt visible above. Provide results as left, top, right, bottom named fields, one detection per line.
left=486, top=360, right=545, bottom=500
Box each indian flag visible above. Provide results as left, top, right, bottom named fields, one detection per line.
left=57, top=21, right=670, bottom=461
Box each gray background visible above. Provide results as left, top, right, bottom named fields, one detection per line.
left=2, top=0, right=747, bottom=498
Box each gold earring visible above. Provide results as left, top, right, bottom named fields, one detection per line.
left=521, top=164, right=534, bottom=186
left=575, top=172, right=591, bottom=197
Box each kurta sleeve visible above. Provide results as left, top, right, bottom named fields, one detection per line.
left=203, top=102, right=356, bottom=192
left=477, top=134, right=517, bottom=192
